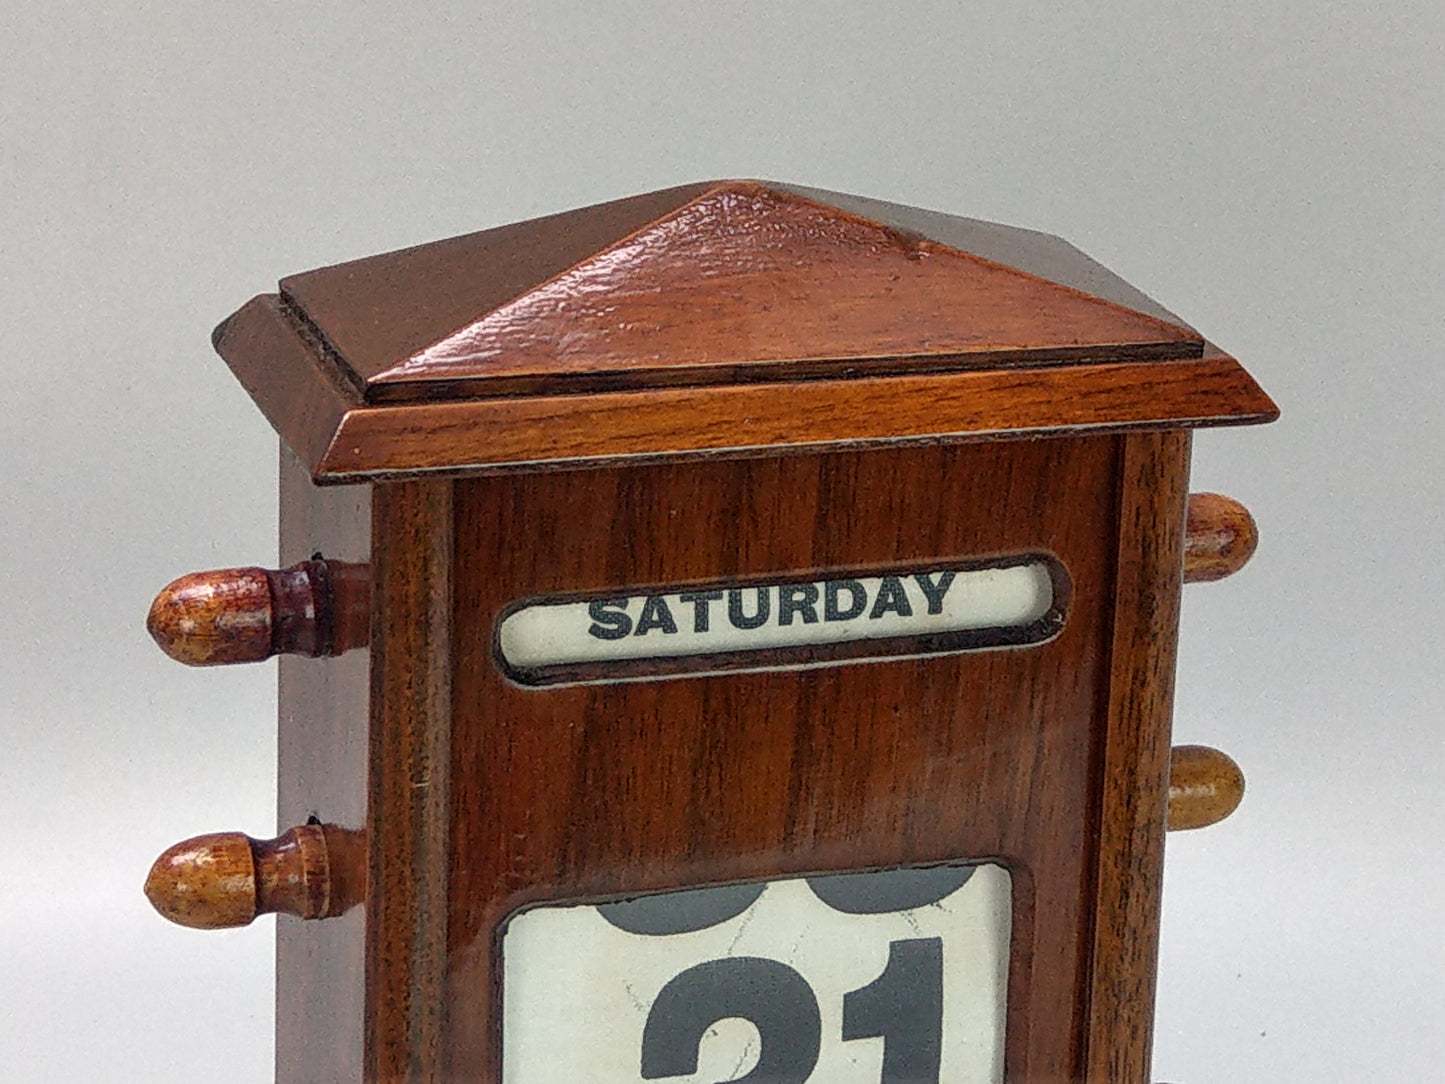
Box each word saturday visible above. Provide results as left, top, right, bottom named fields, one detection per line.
left=497, top=563, right=1053, bottom=676
left=586, top=573, right=956, bottom=640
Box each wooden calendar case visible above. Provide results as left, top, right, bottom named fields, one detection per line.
left=143, top=181, right=1274, bottom=1084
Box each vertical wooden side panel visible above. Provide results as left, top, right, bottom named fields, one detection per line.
left=1085, top=430, right=1191, bottom=1084
left=367, top=480, right=454, bottom=1084
left=277, top=444, right=372, bottom=1084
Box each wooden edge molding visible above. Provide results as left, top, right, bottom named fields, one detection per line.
left=366, top=481, right=454, bottom=1082
left=1167, top=746, right=1245, bottom=830
left=208, top=299, right=1277, bottom=484
left=1086, top=430, right=1191, bottom=1084
left=212, top=294, right=361, bottom=472
left=1183, top=493, right=1259, bottom=583
left=144, top=823, right=365, bottom=930
left=312, top=356, right=1277, bottom=482
left=147, top=559, right=370, bottom=665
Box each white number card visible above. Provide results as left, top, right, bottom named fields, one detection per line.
left=502, top=863, right=1011, bottom=1083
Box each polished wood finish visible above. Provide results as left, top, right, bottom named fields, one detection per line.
left=218, top=301, right=1275, bottom=485
left=365, top=480, right=454, bottom=1083
left=281, top=179, right=1226, bottom=398
left=147, top=565, right=272, bottom=666
left=215, top=431, right=1224, bottom=1083
left=215, top=293, right=355, bottom=473
left=1183, top=492, right=1259, bottom=583
left=275, top=430, right=1213, bottom=1081
left=144, top=824, right=363, bottom=929
left=313, top=354, right=1273, bottom=483
left=147, top=559, right=370, bottom=665
left=1167, top=746, right=1246, bottom=830
left=281, top=182, right=721, bottom=393
left=157, top=186, right=1279, bottom=1084
left=276, top=444, right=372, bottom=1084
left=212, top=181, right=1277, bottom=483
left=289, top=181, right=1201, bottom=400
left=1085, top=430, right=1190, bottom=1084
left=294, top=433, right=1166, bottom=1083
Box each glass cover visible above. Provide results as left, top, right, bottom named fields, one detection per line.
left=502, top=862, right=1011, bottom=1083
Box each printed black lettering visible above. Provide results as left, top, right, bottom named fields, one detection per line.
left=869, top=576, right=914, bottom=619
left=824, top=579, right=868, bottom=621
left=641, top=958, right=821, bottom=1083
left=728, top=587, right=770, bottom=630
left=842, top=938, right=944, bottom=1082
left=586, top=598, right=632, bottom=640
left=778, top=583, right=820, bottom=625
left=634, top=595, right=679, bottom=636
left=914, top=571, right=956, bottom=615
left=676, top=590, right=724, bottom=633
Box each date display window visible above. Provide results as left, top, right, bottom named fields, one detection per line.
left=502, top=862, right=1011, bottom=1083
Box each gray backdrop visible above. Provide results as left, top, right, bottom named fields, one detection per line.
left=3, top=3, right=1441, bottom=1081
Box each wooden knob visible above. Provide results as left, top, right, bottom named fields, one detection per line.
left=1167, top=745, right=1245, bottom=831
left=144, top=824, right=364, bottom=929
left=1183, top=493, right=1258, bottom=583
left=147, top=558, right=369, bottom=665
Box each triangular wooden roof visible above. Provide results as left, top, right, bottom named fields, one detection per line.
left=213, top=180, right=1276, bottom=481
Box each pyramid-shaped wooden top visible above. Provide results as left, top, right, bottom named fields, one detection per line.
left=213, top=180, right=1276, bottom=481
left=279, top=180, right=1206, bottom=401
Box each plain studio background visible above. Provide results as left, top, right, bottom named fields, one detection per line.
left=3, top=3, right=1441, bottom=1081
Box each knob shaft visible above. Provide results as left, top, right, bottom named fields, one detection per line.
left=1183, top=493, right=1258, bottom=583
left=147, top=558, right=369, bottom=665
left=1167, top=745, right=1245, bottom=830
left=144, top=823, right=364, bottom=929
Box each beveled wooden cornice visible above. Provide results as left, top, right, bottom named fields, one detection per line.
left=212, top=180, right=1277, bottom=482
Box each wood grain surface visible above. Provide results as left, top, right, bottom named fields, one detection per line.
left=365, top=480, right=454, bottom=1083
left=1183, top=492, right=1259, bottom=583
left=236, top=184, right=1275, bottom=1083
left=144, top=824, right=362, bottom=929
left=281, top=182, right=721, bottom=392
left=210, top=183, right=1276, bottom=485
left=314, top=354, right=1272, bottom=483
left=146, top=558, right=367, bottom=665
left=267, top=430, right=1209, bottom=1082
left=215, top=295, right=359, bottom=471
left=1084, top=431, right=1190, bottom=1084
left=425, top=436, right=1121, bottom=1081
left=276, top=445, right=372, bottom=1084
left=280, top=180, right=1200, bottom=400
left=1167, top=745, right=1246, bottom=831
left=146, top=565, right=276, bottom=666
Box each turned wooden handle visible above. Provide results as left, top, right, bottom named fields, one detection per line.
left=147, top=558, right=369, bottom=665
left=144, top=823, right=365, bottom=929
left=1167, top=745, right=1245, bottom=830
left=1183, top=493, right=1258, bottom=583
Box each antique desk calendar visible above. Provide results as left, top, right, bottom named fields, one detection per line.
left=142, top=181, right=1275, bottom=1084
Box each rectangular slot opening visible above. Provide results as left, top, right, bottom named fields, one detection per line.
left=496, top=555, right=1068, bottom=686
